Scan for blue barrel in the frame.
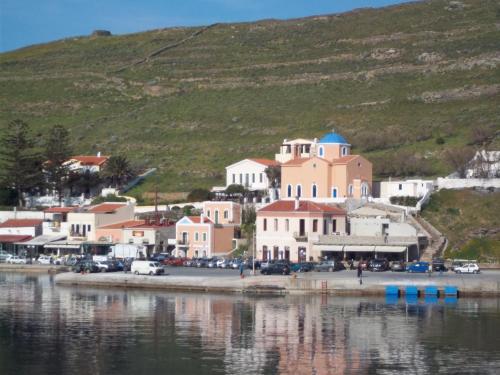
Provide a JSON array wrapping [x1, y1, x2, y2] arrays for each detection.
[[405, 285, 419, 296], [424, 285, 439, 296], [385, 285, 400, 296], [444, 285, 458, 296]]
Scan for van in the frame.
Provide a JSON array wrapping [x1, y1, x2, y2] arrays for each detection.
[[131, 260, 165, 276]]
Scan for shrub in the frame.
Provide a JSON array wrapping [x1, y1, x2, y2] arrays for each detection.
[[91, 194, 127, 204], [390, 196, 420, 206]]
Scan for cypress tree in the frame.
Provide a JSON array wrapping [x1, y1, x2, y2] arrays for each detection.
[[44, 125, 72, 205]]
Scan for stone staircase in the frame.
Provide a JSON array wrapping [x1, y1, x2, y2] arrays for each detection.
[[410, 215, 447, 261]]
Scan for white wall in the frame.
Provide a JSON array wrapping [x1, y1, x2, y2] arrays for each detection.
[[436, 177, 500, 190], [0, 226, 38, 237], [0, 211, 45, 222], [350, 218, 389, 236], [226, 160, 269, 190], [387, 223, 417, 237], [380, 180, 434, 198]]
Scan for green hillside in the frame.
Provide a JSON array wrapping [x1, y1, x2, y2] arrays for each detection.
[[422, 189, 500, 262], [1, 0, 499, 199]]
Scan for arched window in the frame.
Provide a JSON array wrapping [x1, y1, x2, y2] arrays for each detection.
[[206, 210, 211, 218], [296, 185, 302, 198], [361, 183, 369, 197], [223, 210, 229, 219], [312, 184, 317, 198], [215, 210, 219, 224], [332, 187, 338, 198], [287, 184, 292, 198], [318, 146, 324, 157], [342, 147, 348, 156], [348, 184, 353, 197]]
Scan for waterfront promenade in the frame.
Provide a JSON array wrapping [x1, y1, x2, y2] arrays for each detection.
[[53, 268, 500, 296]]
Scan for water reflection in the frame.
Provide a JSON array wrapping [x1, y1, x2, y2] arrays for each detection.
[[0, 273, 499, 375]]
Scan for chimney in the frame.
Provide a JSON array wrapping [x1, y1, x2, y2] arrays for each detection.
[[294, 196, 300, 210]]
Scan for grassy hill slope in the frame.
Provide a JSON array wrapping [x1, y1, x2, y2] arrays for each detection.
[[1, 0, 499, 198], [422, 189, 500, 262]]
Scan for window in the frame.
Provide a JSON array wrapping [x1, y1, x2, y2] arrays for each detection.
[[332, 219, 337, 233], [285, 219, 289, 232], [342, 147, 347, 156], [239, 174, 243, 184], [348, 184, 353, 196], [215, 210, 219, 224], [323, 220, 328, 235], [223, 210, 229, 219], [319, 146, 324, 157], [195, 232, 199, 241], [287, 184, 292, 198], [245, 173, 249, 186], [252, 173, 255, 183], [399, 184, 403, 191], [296, 185, 302, 198], [263, 219, 267, 231], [332, 187, 338, 198], [312, 184, 317, 198], [87, 225, 91, 232], [313, 219, 318, 233], [232, 174, 236, 184], [202, 232, 207, 241], [207, 209, 211, 218], [274, 219, 278, 231], [260, 173, 263, 183]]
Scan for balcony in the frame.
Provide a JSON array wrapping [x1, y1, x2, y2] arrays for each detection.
[[177, 239, 189, 247], [293, 232, 308, 242]]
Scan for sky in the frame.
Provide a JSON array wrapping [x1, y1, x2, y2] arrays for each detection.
[[0, 0, 414, 52]]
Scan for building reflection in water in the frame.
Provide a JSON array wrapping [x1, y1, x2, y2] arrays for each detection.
[[1, 273, 500, 375]]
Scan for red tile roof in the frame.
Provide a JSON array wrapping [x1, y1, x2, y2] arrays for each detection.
[[332, 155, 359, 164], [259, 200, 346, 215], [0, 219, 43, 228], [282, 157, 311, 166], [0, 235, 32, 243], [248, 158, 280, 167], [88, 203, 127, 213], [44, 207, 77, 213], [98, 220, 145, 229], [187, 216, 212, 224], [70, 155, 109, 166]]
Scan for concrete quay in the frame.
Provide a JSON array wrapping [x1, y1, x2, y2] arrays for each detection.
[[0, 263, 69, 274], [54, 269, 500, 297]]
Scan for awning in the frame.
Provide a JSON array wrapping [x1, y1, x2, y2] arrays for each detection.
[[44, 240, 83, 249], [0, 235, 32, 243], [15, 234, 66, 246], [313, 245, 344, 252], [344, 245, 376, 252], [374, 246, 407, 253]]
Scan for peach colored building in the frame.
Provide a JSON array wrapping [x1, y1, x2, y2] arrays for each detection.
[[256, 199, 347, 262], [96, 220, 146, 243], [176, 201, 241, 258], [280, 131, 372, 199]]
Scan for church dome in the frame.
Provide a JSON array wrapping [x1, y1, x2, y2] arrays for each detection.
[[318, 131, 348, 144]]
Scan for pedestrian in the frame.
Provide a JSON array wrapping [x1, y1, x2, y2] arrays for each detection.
[[428, 262, 432, 277], [239, 262, 245, 279], [357, 260, 363, 278]]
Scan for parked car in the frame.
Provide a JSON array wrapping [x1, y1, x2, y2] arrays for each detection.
[[131, 260, 165, 275], [450, 259, 476, 271], [367, 259, 389, 272], [390, 261, 406, 272], [432, 258, 448, 272], [165, 257, 185, 267], [231, 259, 243, 270], [207, 257, 219, 268], [6, 255, 27, 264], [72, 260, 100, 273], [36, 255, 53, 265], [314, 260, 345, 272], [150, 253, 169, 262], [0, 250, 12, 263], [260, 262, 290, 275], [218, 259, 231, 269], [406, 261, 430, 273], [290, 262, 315, 273], [454, 263, 480, 274], [196, 258, 209, 268]]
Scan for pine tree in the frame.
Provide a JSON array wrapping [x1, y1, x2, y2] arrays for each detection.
[[0, 120, 44, 207], [44, 125, 72, 205]]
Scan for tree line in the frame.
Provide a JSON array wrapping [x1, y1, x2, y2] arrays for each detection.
[[0, 120, 135, 207]]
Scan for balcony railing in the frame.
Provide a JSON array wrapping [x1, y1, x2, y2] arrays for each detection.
[[293, 232, 308, 242], [177, 239, 189, 246]]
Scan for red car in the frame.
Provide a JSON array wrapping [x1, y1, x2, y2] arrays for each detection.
[[164, 257, 186, 267]]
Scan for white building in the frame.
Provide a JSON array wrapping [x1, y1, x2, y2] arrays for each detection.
[[225, 158, 279, 190], [64, 154, 109, 173], [379, 179, 434, 199], [349, 217, 417, 237]]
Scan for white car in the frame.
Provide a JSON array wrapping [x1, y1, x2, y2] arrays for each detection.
[[37, 255, 52, 265], [6, 255, 27, 264], [95, 261, 109, 272], [454, 263, 480, 274]]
